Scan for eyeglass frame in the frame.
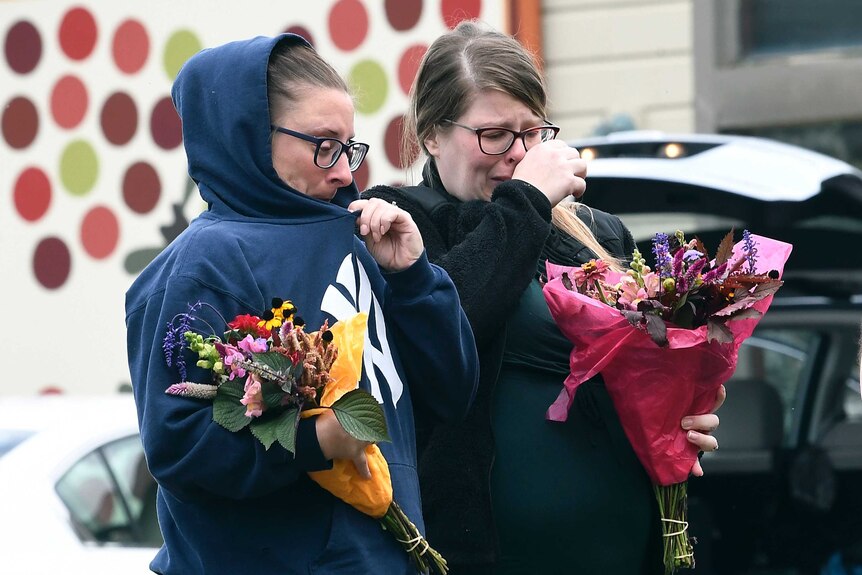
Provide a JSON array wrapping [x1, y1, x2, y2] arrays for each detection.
[[270, 125, 370, 172], [442, 120, 560, 156]]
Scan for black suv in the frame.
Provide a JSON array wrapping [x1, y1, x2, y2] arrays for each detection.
[[569, 131, 862, 574]]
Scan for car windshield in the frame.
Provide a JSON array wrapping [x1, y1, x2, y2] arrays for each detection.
[[0, 429, 35, 459]]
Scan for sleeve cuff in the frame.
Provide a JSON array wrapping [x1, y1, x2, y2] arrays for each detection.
[[495, 179, 552, 221], [382, 250, 436, 298], [290, 416, 333, 472]]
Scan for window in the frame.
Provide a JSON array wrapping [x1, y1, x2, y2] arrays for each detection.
[[732, 328, 819, 441], [693, 2, 862, 164], [55, 435, 161, 546], [740, 0, 862, 57]]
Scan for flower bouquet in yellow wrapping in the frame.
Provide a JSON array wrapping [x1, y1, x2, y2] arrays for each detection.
[[163, 298, 448, 574]]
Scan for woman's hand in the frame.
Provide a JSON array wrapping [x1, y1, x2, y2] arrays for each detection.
[[512, 140, 587, 206], [684, 384, 726, 477], [315, 408, 373, 479], [348, 198, 424, 272]]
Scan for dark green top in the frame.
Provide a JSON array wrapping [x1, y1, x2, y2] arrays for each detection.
[[491, 279, 663, 574]]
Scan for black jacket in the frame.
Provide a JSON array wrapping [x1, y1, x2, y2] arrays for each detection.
[[362, 162, 636, 566]]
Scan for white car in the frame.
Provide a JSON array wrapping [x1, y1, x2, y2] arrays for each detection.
[[0, 394, 159, 575]]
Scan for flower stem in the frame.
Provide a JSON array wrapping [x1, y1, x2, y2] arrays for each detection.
[[654, 481, 695, 574], [380, 501, 448, 574]]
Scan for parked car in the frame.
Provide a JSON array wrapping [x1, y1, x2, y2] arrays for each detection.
[[568, 131, 862, 574], [0, 394, 160, 574]]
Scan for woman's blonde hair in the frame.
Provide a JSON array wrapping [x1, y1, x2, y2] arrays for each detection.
[[404, 20, 622, 270]]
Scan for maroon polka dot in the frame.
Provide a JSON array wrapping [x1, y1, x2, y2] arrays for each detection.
[[284, 25, 314, 46], [81, 205, 119, 259], [329, 0, 368, 51], [14, 167, 51, 222], [441, 0, 482, 28], [59, 7, 97, 61], [385, 0, 423, 31], [150, 96, 182, 149], [384, 115, 407, 169], [398, 44, 427, 95], [101, 92, 138, 145], [5, 20, 42, 74], [123, 161, 161, 214], [2, 96, 39, 149], [353, 157, 370, 191], [112, 19, 149, 74], [51, 75, 88, 129], [33, 237, 71, 289]]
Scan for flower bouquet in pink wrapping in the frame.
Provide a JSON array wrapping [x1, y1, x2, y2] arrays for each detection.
[[542, 230, 792, 574]]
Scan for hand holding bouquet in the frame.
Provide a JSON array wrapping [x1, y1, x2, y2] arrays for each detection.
[[163, 298, 448, 574], [542, 230, 792, 574]]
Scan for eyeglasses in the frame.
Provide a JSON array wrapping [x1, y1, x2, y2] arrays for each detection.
[[271, 125, 370, 172], [443, 120, 560, 155]]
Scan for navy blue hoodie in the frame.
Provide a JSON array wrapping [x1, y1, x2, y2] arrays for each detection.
[[125, 34, 478, 574]]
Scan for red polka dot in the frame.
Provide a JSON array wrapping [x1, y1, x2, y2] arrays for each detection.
[[5, 20, 42, 74], [112, 19, 149, 74], [329, 0, 368, 51], [80, 205, 119, 259], [33, 237, 71, 289], [284, 25, 314, 47], [150, 96, 182, 150], [59, 7, 98, 60], [14, 167, 51, 222], [123, 161, 161, 214], [101, 92, 138, 145], [353, 157, 370, 191], [2, 96, 39, 149], [398, 44, 427, 95], [51, 75, 88, 129], [385, 0, 423, 31], [441, 0, 482, 28], [384, 115, 407, 169]]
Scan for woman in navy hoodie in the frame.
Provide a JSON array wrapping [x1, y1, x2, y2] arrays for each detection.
[[125, 34, 478, 574]]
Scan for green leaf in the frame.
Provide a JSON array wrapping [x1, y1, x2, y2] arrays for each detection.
[[276, 408, 300, 454], [331, 389, 391, 443], [260, 381, 287, 409], [217, 378, 245, 399], [249, 414, 281, 450], [252, 351, 294, 375], [213, 382, 251, 432]]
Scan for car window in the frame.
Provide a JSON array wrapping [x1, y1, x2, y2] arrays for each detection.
[[55, 435, 161, 547], [0, 430, 34, 460], [731, 328, 821, 442]]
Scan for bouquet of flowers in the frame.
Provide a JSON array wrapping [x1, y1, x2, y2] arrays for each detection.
[[163, 298, 448, 574], [542, 230, 793, 574]]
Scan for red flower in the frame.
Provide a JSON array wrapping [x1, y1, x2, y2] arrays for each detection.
[[228, 314, 270, 338]]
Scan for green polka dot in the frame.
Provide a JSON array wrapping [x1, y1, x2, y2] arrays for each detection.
[[60, 140, 98, 196], [348, 59, 388, 115], [163, 30, 202, 80]]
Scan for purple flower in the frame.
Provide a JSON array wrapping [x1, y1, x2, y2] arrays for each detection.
[[238, 334, 268, 354], [743, 229, 758, 274], [162, 302, 202, 381], [652, 233, 673, 278]]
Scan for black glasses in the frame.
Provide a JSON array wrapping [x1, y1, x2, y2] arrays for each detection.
[[444, 120, 560, 155], [271, 125, 370, 172]]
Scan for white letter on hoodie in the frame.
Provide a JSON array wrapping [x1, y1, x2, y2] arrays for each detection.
[[320, 254, 404, 407]]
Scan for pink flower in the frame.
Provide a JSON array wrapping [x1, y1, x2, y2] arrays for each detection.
[[237, 334, 268, 354], [570, 259, 611, 290], [618, 272, 660, 310], [240, 374, 264, 418], [222, 345, 247, 380]]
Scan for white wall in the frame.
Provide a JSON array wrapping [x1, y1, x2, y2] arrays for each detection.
[[542, 0, 695, 138]]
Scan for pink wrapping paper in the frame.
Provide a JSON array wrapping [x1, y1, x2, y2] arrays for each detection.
[[543, 235, 793, 486]]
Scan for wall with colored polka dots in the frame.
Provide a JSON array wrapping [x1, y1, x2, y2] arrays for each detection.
[[1, 0, 505, 395]]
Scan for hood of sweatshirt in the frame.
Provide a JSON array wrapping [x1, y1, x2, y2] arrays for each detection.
[[171, 33, 358, 220]]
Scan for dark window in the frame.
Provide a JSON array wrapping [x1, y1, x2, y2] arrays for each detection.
[[741, 0, 862, 57]]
